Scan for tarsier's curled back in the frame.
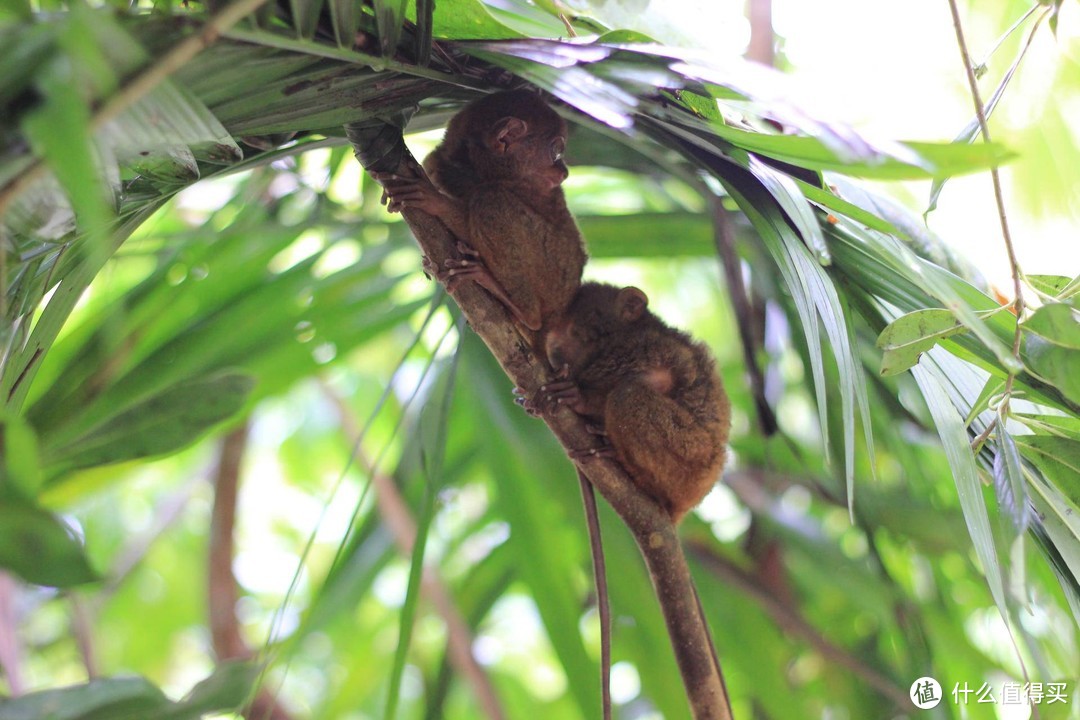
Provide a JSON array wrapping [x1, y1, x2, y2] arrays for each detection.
[[379, 90, 587, 345], [540, 283, 732, 522]]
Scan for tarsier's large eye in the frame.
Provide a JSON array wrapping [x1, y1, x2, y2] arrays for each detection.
[[550, 137, 566, 163]]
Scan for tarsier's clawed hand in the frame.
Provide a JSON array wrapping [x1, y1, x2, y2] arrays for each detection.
[[373, 165, 455, 217], [516, 378, 587, 418]]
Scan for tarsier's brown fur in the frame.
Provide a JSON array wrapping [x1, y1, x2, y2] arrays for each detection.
[[379, 89, 586, 346], [542, 283, 732, 522]]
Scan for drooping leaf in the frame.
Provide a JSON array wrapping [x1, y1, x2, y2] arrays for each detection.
[[43, 372, 255, 477], [992, 423, 1029, 533], [0, 500, 98, 587], [911, 360, 1007, 615]]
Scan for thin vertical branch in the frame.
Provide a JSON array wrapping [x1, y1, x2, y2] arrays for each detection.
[[209, 422, 293, 720], [0, 573, 25, 696], [946, 1, 1026, 374], [712, 196, 777, 435], [746, 0, 775, 66]]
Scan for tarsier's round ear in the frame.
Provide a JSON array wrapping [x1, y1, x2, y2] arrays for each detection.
[[490, 117, 529, 153], [616, 286, 648, 322]]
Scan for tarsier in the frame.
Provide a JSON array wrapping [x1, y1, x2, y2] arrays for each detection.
[[377, 89, 587, 348], [538, 282, 732, 522]]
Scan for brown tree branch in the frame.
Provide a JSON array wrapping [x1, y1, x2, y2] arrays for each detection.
[[208, 422, 293, 720], [684, 539, 910, 708], [0, 572, 25, 696], [319, 380, 507, 720], [346, 121, 732, 720], [711, 195, 777, 436]]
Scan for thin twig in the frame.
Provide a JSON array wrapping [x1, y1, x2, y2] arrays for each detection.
[[69, 595, 99, 679], [0, 573, 25, 696], [946, 0, 1026, 406]]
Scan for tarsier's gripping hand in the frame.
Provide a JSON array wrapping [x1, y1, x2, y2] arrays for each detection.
[[374, 164, 458, 220], [516, 380, 612, 457]]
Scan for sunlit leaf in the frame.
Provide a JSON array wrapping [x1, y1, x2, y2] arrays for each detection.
[[1026, 274, 1076, 303], [1023, 303, 1080, 350], [877, 309, 968, 376], [0, 412, 42, 499]]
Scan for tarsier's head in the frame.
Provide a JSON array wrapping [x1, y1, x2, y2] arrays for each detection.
[[436, 89, 570, 192], [545, 283, 649, 375]]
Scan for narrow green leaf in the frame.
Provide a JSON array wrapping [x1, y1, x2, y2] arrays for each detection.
[[992, 423, 1029, 533], [963, 377, 1004, 428], [327, 0, 362, 47], [693, 118, 1014, 179], [1012, 413, 1080, 441], [0, 500, 98, 588], [1025, 465, 1080, 615], [746, 153, 829, 265], [44, 372, 255, 475], [911, 361, 1007, 615], [373, 0, 408, 56], [1012, 435, 1080, 508], [876, 309, 968, 376]]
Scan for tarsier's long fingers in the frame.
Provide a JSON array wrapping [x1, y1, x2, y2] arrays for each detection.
[[540, 379, 582, 404]]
